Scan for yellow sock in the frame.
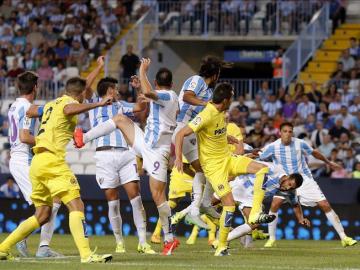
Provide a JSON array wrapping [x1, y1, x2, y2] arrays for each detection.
[[218, 206, 235, 249], [153, 218, 162, 236], [201, 215, 216, 242], [189, 225, 199, 238], [251, 167, 269, 214], [0, 216, 40, 252], [69, 211, 91, 259]]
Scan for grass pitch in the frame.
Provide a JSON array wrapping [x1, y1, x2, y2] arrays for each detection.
[[0, 234, 359, 270]]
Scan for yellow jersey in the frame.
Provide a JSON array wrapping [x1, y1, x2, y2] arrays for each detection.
[[33, 95, 78, 158], [170, 157, 193, 182], [188, 103, 230, 173], [227, 122, 243, 153]]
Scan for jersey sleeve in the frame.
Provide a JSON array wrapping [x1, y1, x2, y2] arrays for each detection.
[[18, 106, 27, 130], [119, 101, 135, 117], [183, 76, 204, 95], [259, 144, 274, 160], [188, 110, 209, 133], [300, 140, 314, 156]]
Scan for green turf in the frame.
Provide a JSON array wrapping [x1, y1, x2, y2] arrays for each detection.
[[0, 234, 359, 270]]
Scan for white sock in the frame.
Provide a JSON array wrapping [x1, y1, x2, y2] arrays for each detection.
[[39, 202, 61, 247], [84, 119, 116, 144], [179, 205, 191, 217], [157, 201, 173, 242], [190, 172, 206, 216], [108, 200, 123, 243], [268, 211, 278, 241], [201, 181, 213, 207], [130, 196, 147, 245], [227, 224, 252, 241], [325, 209, 346, 240]]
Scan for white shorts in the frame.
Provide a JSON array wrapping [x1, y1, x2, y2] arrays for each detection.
[[95, 148, 139, 189], [9, 157, 32, 204], [133, 125, 169, 182], [296, 177, 326, 207], [172, 123, 198, 163], [230, 177, 253, 210]]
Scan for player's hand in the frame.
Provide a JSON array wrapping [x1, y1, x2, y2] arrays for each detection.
[[227, 135, 239, 145], [97, 56, 105, 67], [299, 218, 311, 227], [140, 58, 151, 73], [137, 94, 149, 104], [174, 157, 183, 174], [130, 75, 141, 89], [99, 94, 113, 106], [328, 161, 342, 171]]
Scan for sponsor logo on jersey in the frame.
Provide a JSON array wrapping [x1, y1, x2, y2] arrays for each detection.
[[214, 127, 226, 135]]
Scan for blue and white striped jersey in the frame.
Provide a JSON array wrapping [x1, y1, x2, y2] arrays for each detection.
[[259, 138, 314, 179], [88, 94, 135, 148], [8, 98, 36, 163], [177, 75, 213, 124], [144, 90, 178, 149]]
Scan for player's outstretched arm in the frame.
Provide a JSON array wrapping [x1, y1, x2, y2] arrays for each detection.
[[64, 95, 113, 116], [312, 149, 342, 171], [174, 125, 194, 173], [183, 91, 207, 106], [84, 56, 105, 100], [26, 105, 44, 118], [139, 58, 159, 101], [293, 203, 311, 227]]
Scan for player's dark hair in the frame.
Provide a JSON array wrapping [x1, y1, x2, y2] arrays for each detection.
[[155, 68, 172, 88], [280, 122, 294, 131], [97, 77, 118, 97], [289, 173, 303, 188], [17, 71, 38, 95], [212, 83, 234, 104], [65, 77, 87, 96], [198, 55, 222, 78]]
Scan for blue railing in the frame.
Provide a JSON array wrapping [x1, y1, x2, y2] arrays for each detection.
[[282, 3, 330, 87]]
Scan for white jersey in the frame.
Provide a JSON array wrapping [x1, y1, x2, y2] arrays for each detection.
[[259, 138, 314, 179], [144, 90, 178, 150], [177, 75, 213, 124], [8, 98, 36, 163], [88, 94, 134, 148]]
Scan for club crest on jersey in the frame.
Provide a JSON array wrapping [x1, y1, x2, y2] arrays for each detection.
[[70, 177, 78, 185], [217, 184, 224, 191], [214, 127, 226, 135]]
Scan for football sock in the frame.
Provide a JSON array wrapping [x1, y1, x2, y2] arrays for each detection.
[[84, 119, 116, 144], [108, 200, 123, 244], [251, 167, 269, 215], [227, 224, 252, 241], [130, 196, 147, 245], [201, 181, 214, 207], [218, 206, 235, 249], [201, 214, 217, 242], [0, 216, 40, 252], [190, 172, 206, 216], [157, 201, 173, 242], [39, 202, 61, 247], [325, 209, 346, 240], [189, 225, 199, 240], [69, 211, 91, 259], [153, 200, 177, 237], [268, 211, 278, 241]]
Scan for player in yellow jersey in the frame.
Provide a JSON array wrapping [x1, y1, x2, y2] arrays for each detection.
[[0, 77, 113, 263], [174, 82, 275, 256]]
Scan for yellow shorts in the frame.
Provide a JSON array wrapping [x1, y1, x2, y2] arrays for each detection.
[[168, 176, 193, 199], [29, 151, 81, 207], [205, 155, 253, 198]]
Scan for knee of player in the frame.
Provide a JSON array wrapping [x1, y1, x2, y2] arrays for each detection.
[[255, 163, 269, 174], [318, 200, 332, 212], [112, 114, 127, 125], [35, 207, 52, 225]]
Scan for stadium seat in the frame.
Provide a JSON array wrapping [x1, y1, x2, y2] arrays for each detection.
[[70, 164, 84, 175], [66, 151, 79, 164], [314, 50, 342, 62], [322, 39, 350, 50], [84, 164, 96, 175], [306, 62, 337, 73]]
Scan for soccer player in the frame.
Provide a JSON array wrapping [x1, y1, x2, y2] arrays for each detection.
[[8, 71, 62, 258], [225, 162, 307, 246], [174, 83, 275, 256], [0, 77, 113, 263], [173, 56, 224, 229], [74, 58, 180, 255], [260, 122, 357, 248], [84, 73, 155, 254]]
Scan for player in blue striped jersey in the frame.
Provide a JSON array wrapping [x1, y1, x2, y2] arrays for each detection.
[[74, 58, 180, 255], [260, 122, 356, 248], [84, 68, 155, 254], [172, 56, 224, 229]]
